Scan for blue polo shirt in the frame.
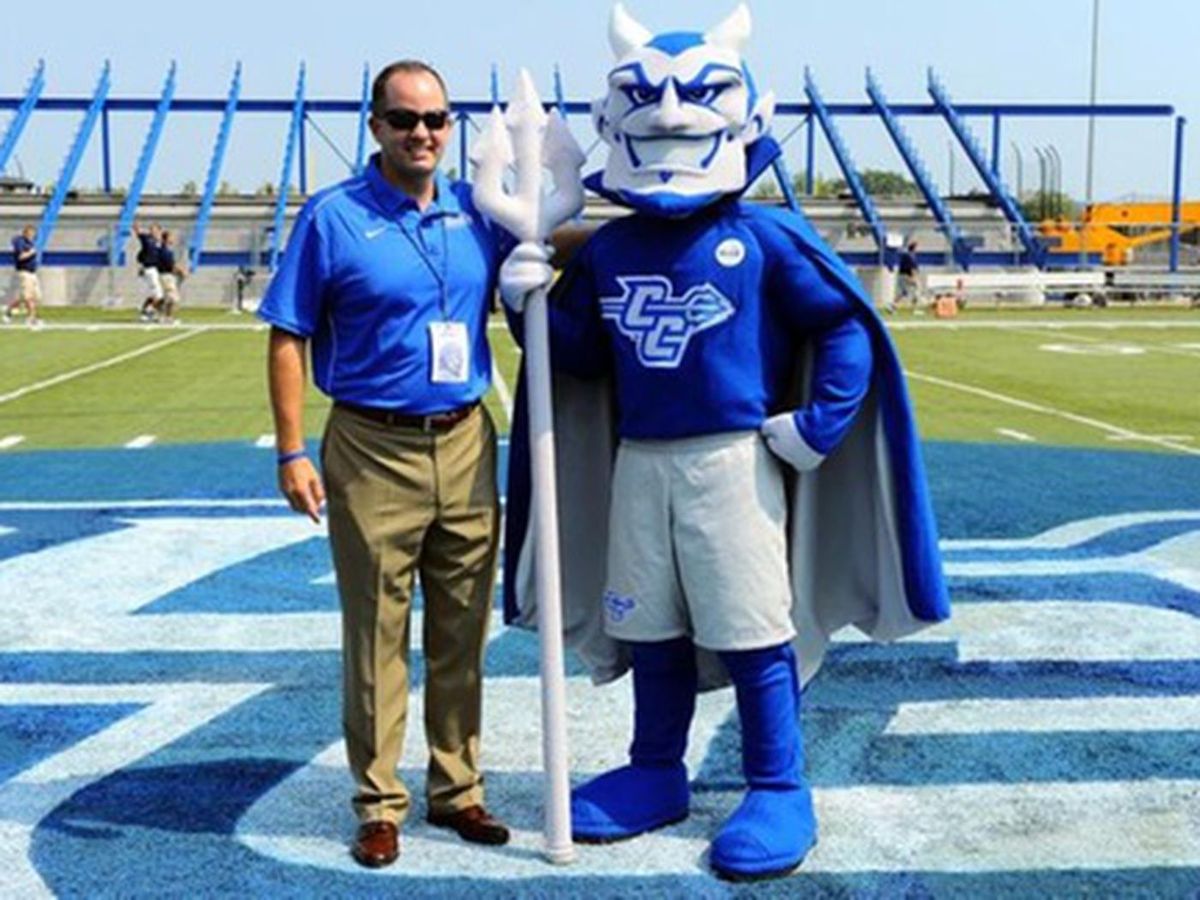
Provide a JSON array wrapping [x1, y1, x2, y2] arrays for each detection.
[[258, 156, 510, 413], [12, 235, 36, 273]]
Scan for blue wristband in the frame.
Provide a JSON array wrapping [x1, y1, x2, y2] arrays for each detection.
[[277, 449, 307, 466]]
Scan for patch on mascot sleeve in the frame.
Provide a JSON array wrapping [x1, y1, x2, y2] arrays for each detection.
[[603, 590, 638, 623]]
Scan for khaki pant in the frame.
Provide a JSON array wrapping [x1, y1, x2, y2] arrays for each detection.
[[15, 271, 40, 303], [322, 403, 499, 825], [161, 272, 180, 305]]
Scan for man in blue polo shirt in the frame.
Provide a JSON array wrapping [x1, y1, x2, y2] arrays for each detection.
[[5, 225, 43, 327], [259, 59, 535, 869]]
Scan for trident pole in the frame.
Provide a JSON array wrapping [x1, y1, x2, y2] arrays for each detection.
[[471, 69, 585, 865]]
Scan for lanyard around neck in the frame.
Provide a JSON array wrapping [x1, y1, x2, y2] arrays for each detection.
[[398, 213, 450, 318]]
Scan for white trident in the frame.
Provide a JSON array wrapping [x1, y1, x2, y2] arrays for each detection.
[[471, 69, 585, 865]]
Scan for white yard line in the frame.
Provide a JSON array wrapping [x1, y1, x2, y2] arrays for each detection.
[[0, 328, 206, 406], [1000, 324, 1200, 360], [0, 435, 26, 450], [124, 435, 157, 449], [491, 361, 514, 421], [907, 368, 1200, 456], [887, 319, 1200, 331], [995, 428, 1036, 443], [1107, 433, 1194, 443]]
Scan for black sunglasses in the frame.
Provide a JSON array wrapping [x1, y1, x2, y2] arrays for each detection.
[[379, 108, 451, 131]]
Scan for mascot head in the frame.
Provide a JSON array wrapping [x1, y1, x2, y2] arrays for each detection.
[[593, 2, 775, 216]]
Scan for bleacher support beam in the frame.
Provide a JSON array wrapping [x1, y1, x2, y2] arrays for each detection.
[[36, 62, 111, 257], [0, 60, 45, 175], [354, 63, 370, 175], [928, 68, 1044, 267], [1170, 116, 1187, 273], [268, 64, 306, 272], [190, 64, 242, 270], [804, 68, 888, 255], [867, 68, 971, 268], [112, 63, 177, 266]]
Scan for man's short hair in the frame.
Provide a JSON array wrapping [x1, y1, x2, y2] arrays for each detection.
[[371, 61, 449, 115]]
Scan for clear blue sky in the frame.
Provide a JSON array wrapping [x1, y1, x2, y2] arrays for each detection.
[[1, 0, 1195, 203]]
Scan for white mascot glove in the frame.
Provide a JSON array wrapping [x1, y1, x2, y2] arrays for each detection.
[[498, 240, 554, 313], [761, 412, 826, 473]]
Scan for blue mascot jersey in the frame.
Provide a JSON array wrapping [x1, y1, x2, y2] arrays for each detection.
[[549, 199, 872, 452]]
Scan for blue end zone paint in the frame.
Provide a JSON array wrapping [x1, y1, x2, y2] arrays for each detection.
[[924, 442, 1200, 537], [948, 517, 1200, 562], [0, 440, 1197, 896], [0, 440, 512, 503], [950, 572, 1200, 615], [0, 704, 142, 782], [143, 536, 336, 615]]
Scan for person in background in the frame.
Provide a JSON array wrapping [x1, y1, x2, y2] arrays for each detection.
[[156, 230, 185, 325], [897, 239, 921, 310], [5, 225, 43, 328], [134, 221, 163, 321]]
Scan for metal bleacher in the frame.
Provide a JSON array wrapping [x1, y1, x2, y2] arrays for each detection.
[[0, 60, 1187, 306]]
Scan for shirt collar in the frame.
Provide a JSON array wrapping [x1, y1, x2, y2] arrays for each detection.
[[365, 153, 461, 218]]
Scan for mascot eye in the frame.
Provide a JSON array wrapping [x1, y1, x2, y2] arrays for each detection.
[[622, 85, 661, 106], [680, 84, 725, 106]]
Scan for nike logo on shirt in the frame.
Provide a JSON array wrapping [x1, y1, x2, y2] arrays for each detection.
[[364, 225, 390, 240]]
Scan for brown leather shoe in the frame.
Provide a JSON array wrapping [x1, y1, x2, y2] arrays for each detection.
[[426, 805, 510, 845], [351, 820, 399, 868]]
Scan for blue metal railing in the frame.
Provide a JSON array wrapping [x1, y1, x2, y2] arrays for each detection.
[[36, 62, 111, 258], [0, 64, 1183, 273], [0, 59, 45, 175], [111, 63, 177, 266], [189, 64, 242, 270], [867, 68, 971, 268], [805, 68, 888, 253], [269, 65, 306, 272], [928, 68, 1043, 266]]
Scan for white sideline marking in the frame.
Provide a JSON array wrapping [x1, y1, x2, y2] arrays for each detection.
[[124, 434, 157, 449], [0, 327, 205, 406], [0, 499, 286, 511], [907, 368, 1200, 456], [886, 696, 1200, 735], [0, 435, 25, 450], [255, 434, 276, 449], [0, 682, 269, 899], [22, 322, 265, 332], [995, 428, 1036, 443], [490, 361, 513, 420]]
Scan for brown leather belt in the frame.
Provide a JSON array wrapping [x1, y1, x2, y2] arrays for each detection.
[[335, 400, 478, 432]]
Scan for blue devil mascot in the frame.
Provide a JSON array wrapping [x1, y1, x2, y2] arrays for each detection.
[[500, 2, 949, 880]]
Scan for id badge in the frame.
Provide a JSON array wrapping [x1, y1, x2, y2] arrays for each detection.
[[429, 321, 470, 384]]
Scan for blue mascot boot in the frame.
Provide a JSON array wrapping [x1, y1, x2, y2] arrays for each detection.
[[709, 642, 817, 880], [571, 637, 697, 842]]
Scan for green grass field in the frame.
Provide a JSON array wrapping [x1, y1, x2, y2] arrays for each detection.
[[0, 306, 1197, 455]]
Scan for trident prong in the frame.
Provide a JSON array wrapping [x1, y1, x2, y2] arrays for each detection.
[[472, 68, 584, 242]]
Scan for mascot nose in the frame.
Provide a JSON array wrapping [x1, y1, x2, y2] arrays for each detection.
[[649, 80, 689, 132]]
